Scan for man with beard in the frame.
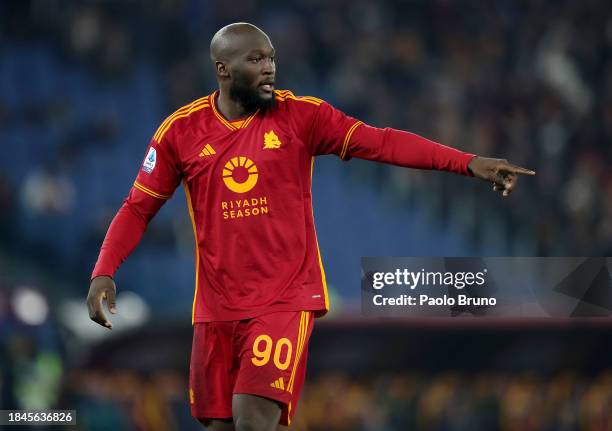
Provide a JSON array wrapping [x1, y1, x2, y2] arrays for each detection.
[[87, 23, 535, 430]]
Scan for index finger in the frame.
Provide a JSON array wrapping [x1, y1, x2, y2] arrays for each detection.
[[506, 164, 536, 176]]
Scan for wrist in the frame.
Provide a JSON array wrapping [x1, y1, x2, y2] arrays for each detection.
[[467, 155, 479, 176], [90, 274, 113, 282]]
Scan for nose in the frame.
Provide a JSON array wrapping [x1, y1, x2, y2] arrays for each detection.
[[262, 58, 275, 75]]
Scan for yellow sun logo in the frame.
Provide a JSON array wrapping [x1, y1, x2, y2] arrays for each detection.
[[222, 156, 258, 193]]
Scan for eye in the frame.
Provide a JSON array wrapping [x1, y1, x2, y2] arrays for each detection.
[[250, 57, 262, 64]]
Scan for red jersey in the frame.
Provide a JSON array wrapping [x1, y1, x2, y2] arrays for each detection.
[[93, 89, 476, 323], [135, 90, 348, 322]]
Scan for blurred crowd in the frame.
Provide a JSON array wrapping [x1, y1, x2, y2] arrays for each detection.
[[2, 268, 611, 431], [3, 314, 612, 431], [1, 2, 611, 429], [303, 371, 612, 431], [1, 0, 610, 286], [57, 369, 612, 431]]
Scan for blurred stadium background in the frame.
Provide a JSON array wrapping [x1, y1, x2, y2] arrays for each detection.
[[1, 0, 611, 429]]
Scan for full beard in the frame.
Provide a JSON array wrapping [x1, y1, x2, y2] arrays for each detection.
[[229, 77, 275, 113]]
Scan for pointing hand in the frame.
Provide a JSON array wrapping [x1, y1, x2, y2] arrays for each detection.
[[468, 157, 536, 197]]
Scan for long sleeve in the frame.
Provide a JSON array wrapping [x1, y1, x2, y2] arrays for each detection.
[[307, 101, 476, 176], [91, 123, 181, 279], [347, 123, 476, 176], [91, 188, 165, 279]]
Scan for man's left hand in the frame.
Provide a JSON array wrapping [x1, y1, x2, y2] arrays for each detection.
[[468, 157, 536, 197]]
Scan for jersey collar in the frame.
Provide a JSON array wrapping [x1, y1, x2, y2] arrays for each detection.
[[211, 90, 259, 131]]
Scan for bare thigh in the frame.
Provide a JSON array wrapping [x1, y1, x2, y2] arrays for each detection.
[[197, 396, 288, 431], [232, 393, 282, 431], [198, 418, 235, 431]]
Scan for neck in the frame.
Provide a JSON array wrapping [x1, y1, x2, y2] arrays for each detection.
[[216, 87, 253, 121]]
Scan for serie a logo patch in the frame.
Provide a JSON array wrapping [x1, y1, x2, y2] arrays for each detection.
[[142, 147, 157, 173]]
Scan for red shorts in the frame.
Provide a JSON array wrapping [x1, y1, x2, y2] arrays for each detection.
[[189, 310, 314, 426]]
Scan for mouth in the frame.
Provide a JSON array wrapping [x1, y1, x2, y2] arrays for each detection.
[[259, 80, 275, 93]]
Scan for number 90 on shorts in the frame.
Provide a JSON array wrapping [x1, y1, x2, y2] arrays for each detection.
[[251, 335, 293, 370]]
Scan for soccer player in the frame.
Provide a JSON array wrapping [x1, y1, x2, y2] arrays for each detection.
[[87, 23, 535, 431]]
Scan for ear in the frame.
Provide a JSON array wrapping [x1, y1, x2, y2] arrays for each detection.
[[216, 61, 229, 78]]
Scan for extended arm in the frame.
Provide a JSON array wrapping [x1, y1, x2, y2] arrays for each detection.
[[348, 124, 535, 196], [348, 123, 476, 175], [309, 100, 535, 196]]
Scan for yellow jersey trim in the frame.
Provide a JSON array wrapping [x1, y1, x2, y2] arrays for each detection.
[[184, 183, 200, 325], [211, 94, 236, 131], [210, 90, 260, 131], [340, 121, 363, 159], [153, 96, 210, 143], [288, 311, 309, 393], [309, 158, 330, 312], [153, 95, 208, 141], [274, 90, 323, 106], [275, 89, 323, 103], [133, 181, 171, 200], [240, 109, 259, 129], [287, 312, 304, 393]]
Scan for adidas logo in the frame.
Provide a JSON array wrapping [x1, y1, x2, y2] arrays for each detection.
[[199, 144, 216, 157], [270, 377, 285, 390]]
